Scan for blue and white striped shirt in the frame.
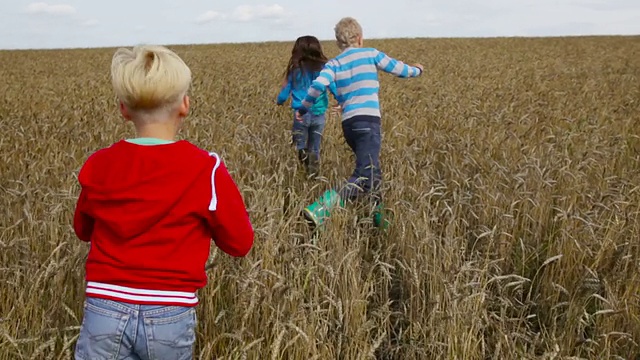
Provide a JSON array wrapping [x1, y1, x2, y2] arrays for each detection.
[[300, 47, 422, 121]]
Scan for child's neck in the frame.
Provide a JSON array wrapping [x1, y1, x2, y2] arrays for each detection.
[[133, 121, 179, 141]]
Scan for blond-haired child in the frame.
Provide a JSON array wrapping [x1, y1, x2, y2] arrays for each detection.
[[73, 45, 254, 359], [296, 17, 424, 229]]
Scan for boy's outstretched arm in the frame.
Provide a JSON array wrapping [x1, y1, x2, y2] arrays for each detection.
[[297, 63, 337, 116], [73, 189, 94, 242], [206, 157, 254, 257], [276, 76, 292, 105], [374, 50, 423, 78]]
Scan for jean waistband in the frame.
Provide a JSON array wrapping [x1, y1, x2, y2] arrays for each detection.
[[342, 115, 381, 127]]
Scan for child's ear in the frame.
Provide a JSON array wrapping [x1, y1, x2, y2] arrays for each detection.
[[178, 95, 190, 118], [119, 101, 132, 121]]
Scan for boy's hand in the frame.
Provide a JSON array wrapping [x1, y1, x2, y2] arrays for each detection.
[[413, 63, 424, 74], [295, 110, 304, 122]]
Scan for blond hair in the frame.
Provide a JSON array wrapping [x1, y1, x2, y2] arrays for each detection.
[[111, 45, 191, 120], [334, 17, 363, 50]]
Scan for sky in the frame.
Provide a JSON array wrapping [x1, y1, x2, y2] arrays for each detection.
[[1, 0, 639, 50]]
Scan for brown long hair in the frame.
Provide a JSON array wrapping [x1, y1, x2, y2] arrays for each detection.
[[283, 35, 328, 87]]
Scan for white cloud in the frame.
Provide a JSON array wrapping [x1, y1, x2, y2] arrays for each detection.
[[231, 4, 289, 22], [196, 4, 292, 25], [81, 19, 99, 27], [26, 2, 76, 15], [195, 11, 226, 24]]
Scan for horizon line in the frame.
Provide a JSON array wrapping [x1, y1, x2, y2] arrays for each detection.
[[0, 33, 638, 52]]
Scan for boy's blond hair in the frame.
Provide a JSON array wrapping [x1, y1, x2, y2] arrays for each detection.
[[334, 17, 363, 50], [111, 45, 191, 120]]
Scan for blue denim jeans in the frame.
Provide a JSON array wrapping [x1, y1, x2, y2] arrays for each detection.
[[338, 115, 383, 203], [75, 297, 196, 360], [292, 111, 326, 159]]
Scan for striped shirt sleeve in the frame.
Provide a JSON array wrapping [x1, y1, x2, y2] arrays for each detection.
[[300, 61, 337, 113], [373, 49, 421, 78]]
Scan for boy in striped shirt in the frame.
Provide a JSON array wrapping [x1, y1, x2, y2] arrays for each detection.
[[296, 17, 423, 229]]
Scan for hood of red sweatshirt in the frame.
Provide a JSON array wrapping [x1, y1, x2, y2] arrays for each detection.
[[78, 140, 214, 240]]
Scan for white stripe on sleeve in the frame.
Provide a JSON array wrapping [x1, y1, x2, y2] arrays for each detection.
[[208, 152, 221, 211]]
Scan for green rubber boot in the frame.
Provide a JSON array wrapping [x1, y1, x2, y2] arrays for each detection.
[[372, 203, 394, 231], [303, 189, 343, 228]]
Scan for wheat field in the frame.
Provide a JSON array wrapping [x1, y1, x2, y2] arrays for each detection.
[[1, 36, 639, 359]]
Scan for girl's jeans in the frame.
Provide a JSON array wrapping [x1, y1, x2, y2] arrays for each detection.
[[292, 111, 326, 159], [75, 297, 196, 360]]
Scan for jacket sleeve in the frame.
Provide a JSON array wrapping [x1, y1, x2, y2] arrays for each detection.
[[205, 154, 254, 257], [73, 188, 94, 242], [276, 76, 292, 105], [328, 81, 338, 100]]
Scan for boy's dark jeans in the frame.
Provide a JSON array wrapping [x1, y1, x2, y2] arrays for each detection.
[[338, 115, 383, 205]]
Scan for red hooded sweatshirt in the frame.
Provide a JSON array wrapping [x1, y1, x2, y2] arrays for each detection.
[[73, 139, 254, 306]]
